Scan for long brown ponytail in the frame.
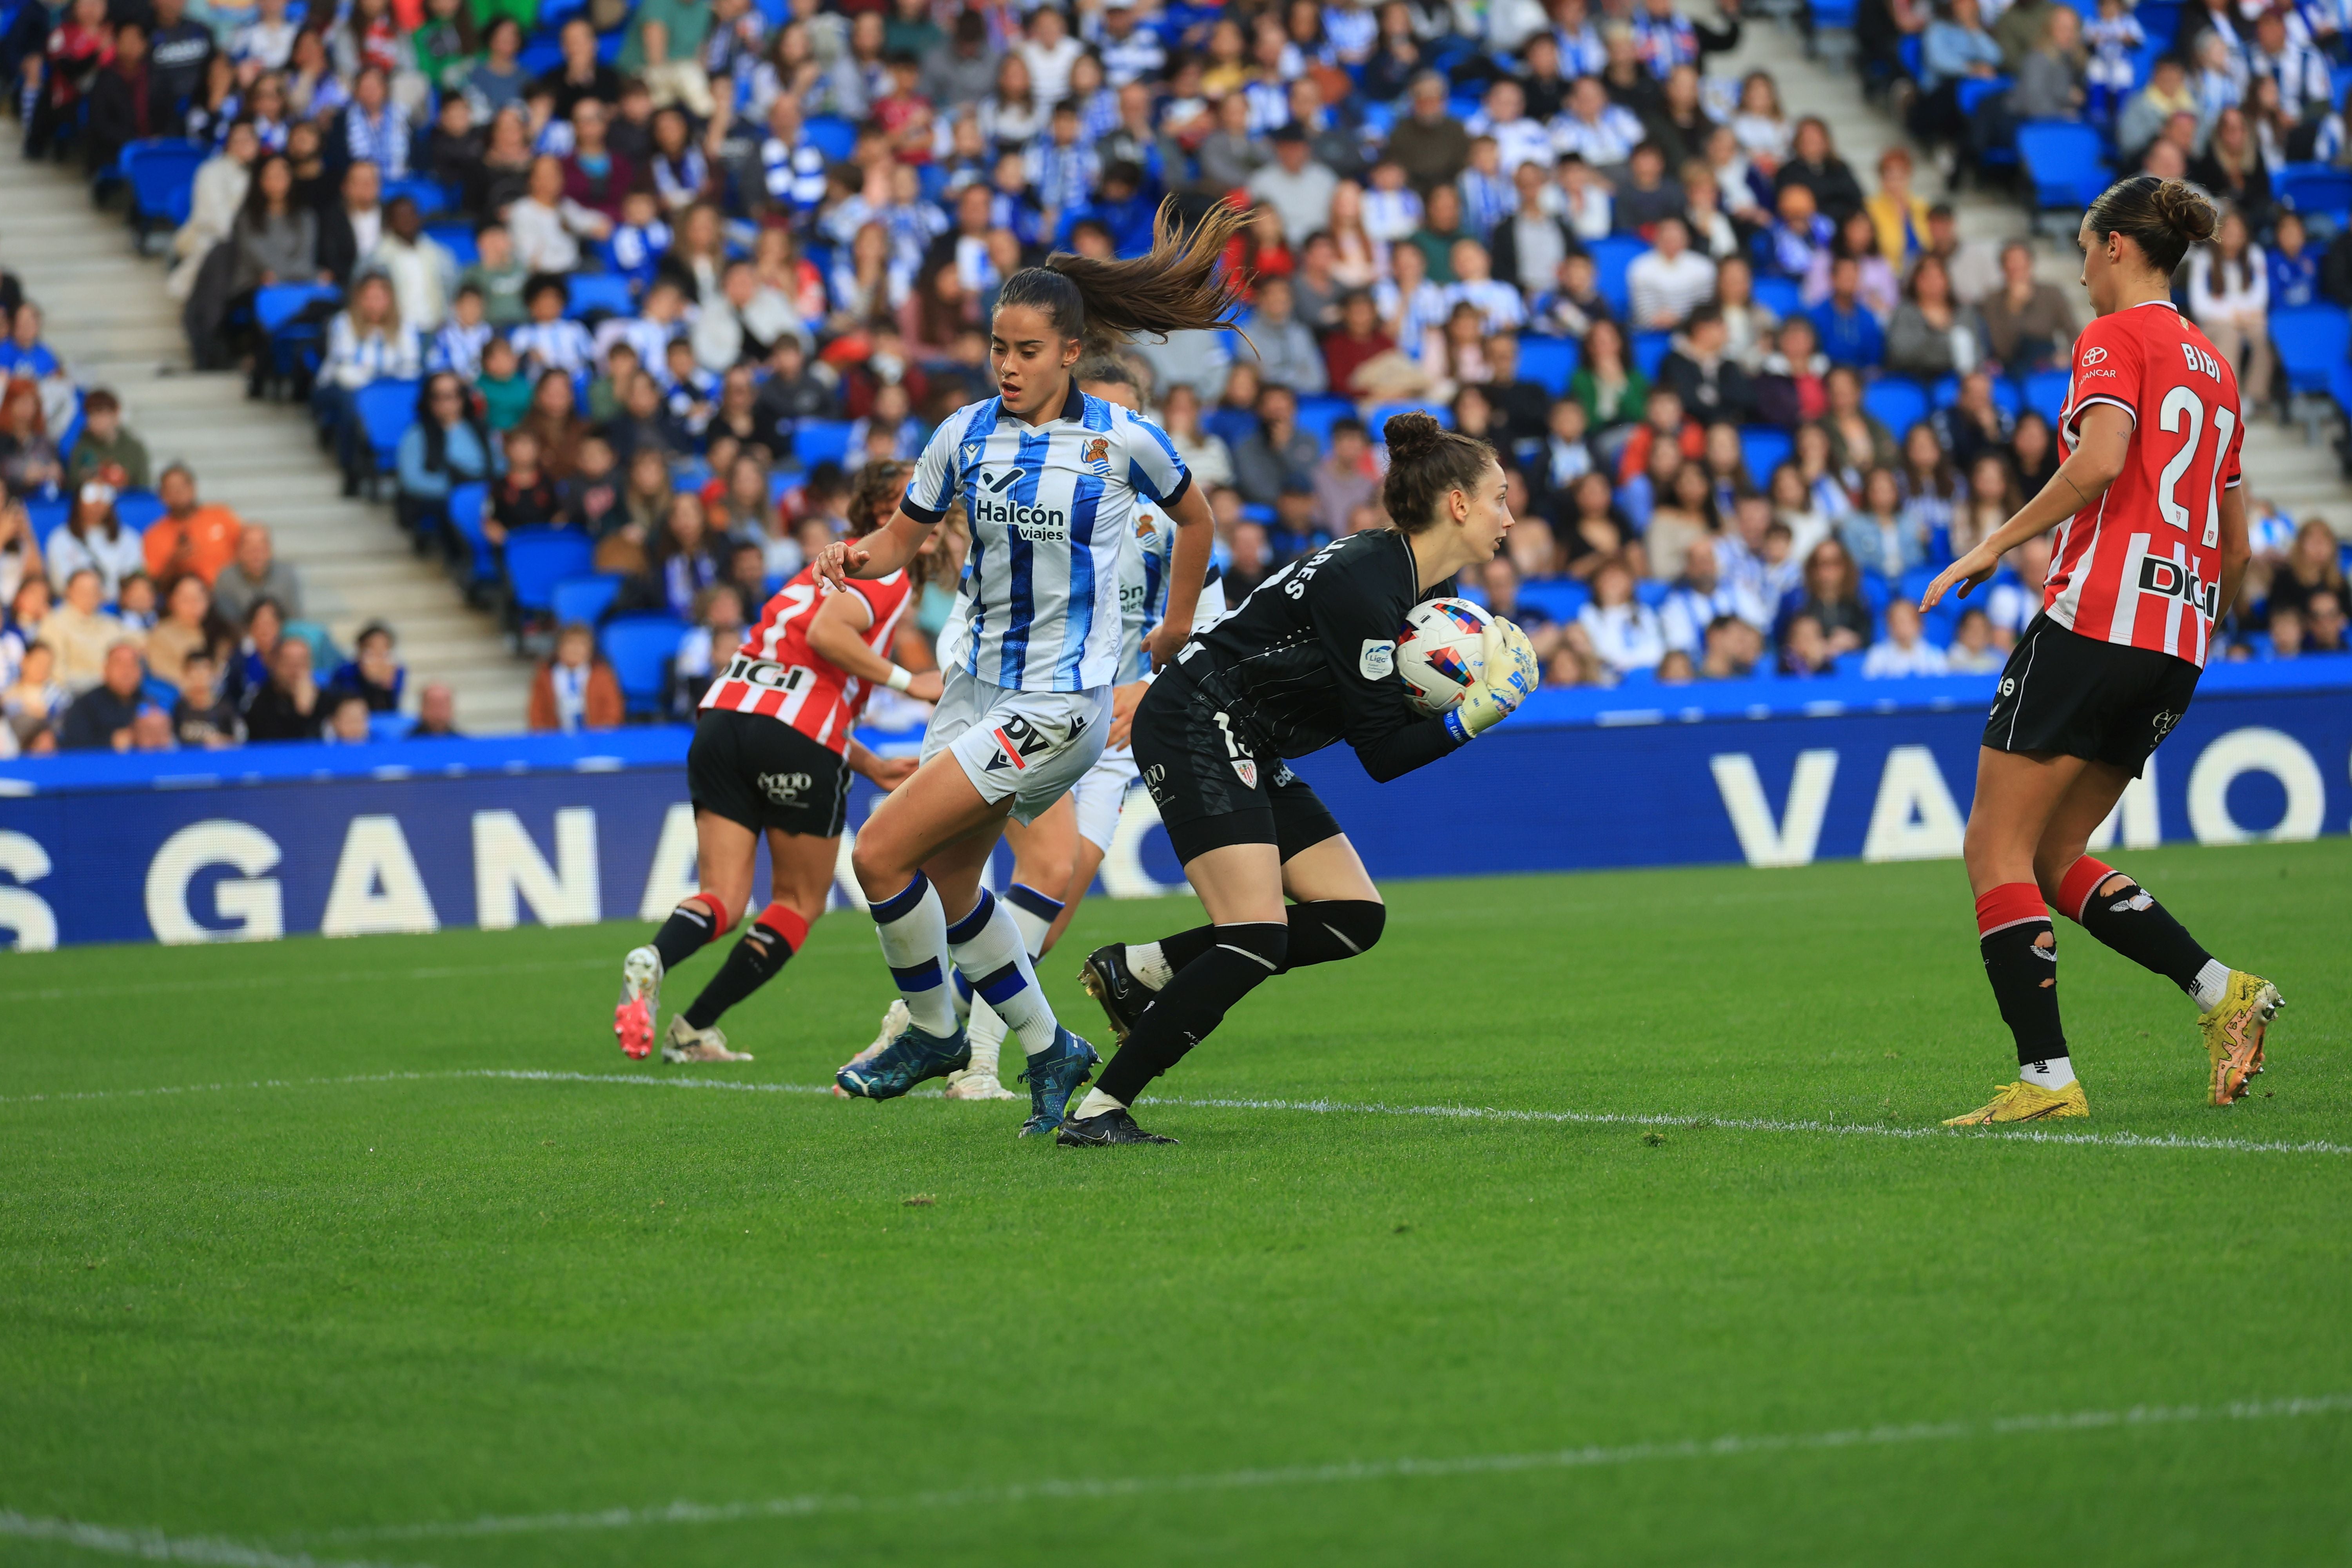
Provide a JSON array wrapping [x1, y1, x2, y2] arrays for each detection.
[[995, 198, 1255, 359]]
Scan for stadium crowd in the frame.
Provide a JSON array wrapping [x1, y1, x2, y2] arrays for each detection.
[[5, 0, 2352, 750]]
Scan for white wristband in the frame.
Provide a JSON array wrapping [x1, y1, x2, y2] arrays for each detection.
[[884, 665, 913, 693]]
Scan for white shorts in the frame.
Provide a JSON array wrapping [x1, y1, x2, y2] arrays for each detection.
[[922, 666, 1112, 826], [1072, 743, 1140, 853]]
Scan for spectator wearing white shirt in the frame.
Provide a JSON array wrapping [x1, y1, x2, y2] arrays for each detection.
[[1246, 125, 1341, 253], [2187, 210, 2272, 411], [1553, 152, 1614, 240], [367, 197, 459, 333], [1018, 6, 1086, 104], [1578, 555, 1667, 673], [1861, 599, 1949, 677], [509, 276, 597, 376], [1445, 238, 1528, 332], [1466, 79, 1557, 174], [1983, 535, 2053, 649], [1659, 536, 1770, 655], [1945, 606, 2005, 673], [1490, 160, 1581, 297], [508, 154, 608, 274], [1625, 216, 1718, 329], [343, 68, 412, 180], [2242, 9, 2332, 120], [232, 0, 298, 69], [316, 272, 424, 481], [1550, 76, 1645, 172], [1240, 276, 1329, 396]]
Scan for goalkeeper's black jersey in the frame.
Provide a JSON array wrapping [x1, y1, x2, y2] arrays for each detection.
[[1174, 529, 1464, 783]]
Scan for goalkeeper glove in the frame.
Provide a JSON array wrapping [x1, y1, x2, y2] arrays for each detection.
[[1443, 618, 1539, 742]]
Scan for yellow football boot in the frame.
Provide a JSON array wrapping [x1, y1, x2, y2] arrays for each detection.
[[1943, 1079, 2090, 1126], [2199, 971, 2283, 1106]]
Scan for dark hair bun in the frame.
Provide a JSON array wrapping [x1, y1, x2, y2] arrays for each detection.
[[1383, 410, 1446, 465], [2151, 180, 2218, 245]]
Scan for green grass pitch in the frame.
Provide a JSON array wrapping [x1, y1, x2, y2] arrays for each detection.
[[3, 841, 2348, 1566]]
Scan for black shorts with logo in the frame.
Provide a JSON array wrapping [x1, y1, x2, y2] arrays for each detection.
[[1982, 613, 2202, 777], [687, 707, 850, 837], [1130, 664, 1344, 865]]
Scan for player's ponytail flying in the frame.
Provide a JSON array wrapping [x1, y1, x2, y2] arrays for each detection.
[[996, 199, 1255, 359]]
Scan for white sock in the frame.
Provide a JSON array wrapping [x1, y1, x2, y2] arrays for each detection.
[[1129, 940, 1174, 990], [1004, 882, 1063, 960], [947, 891, 1062, 1056], [2020, 1056, 2076, 1090], [2191, 960, 2232, 1012], [869, 876, 958, 1036], [963, 997, 1007, 1075], [1073, 1087, 1125, 1119]]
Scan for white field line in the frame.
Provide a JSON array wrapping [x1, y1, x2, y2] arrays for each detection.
[[311, 1393, 2352, 1544], [0, 958, 612, 1006], [1, 1066, 2347, 1158], [0, 1511, 418, 1568]]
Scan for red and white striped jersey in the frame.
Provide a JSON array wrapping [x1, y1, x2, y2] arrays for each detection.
[[2045, 298, 2243, 667], [699, 567, 915, 752]]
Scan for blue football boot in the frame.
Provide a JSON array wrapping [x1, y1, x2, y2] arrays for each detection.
[[835, 1021, 970, 1100], [1017, 1027, 1101, 1137]]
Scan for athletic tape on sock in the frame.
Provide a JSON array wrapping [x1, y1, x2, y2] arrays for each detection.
[[687, 891, 734, 940], [755, 903, 809, 952], [2056, 857, 2119, 924]]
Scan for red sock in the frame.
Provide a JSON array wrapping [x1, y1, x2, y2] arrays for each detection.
[[755, 903, 810, 952], [2054, 856, 2118, 925]]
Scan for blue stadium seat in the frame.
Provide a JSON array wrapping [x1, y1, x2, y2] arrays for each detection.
[[255, 281, 339, 334], [123, 139, 207, 232], [425, 222, 479, 265], [446, 481, 495, 588], [1955, 78, 2018, 167], [1897, 33, 1921, 78], [1929, 374, 2020, 415], [2016, 120, 2109, 211], [1204, 405, 1258, 449], [381, 177, 448, 216], [516, 37, 563, 74], [2278, 165, 2352, 229], [792, 418, 855, 467], [142, 676, 178, 710], [563, 273, 636, 318], [504, 530, 595, 615], [1517, 335, 1579, 395], [1588, 237, 1646, 314], [1369, 401, 1454, 432], [602, 614, 688, 713], [804, 115, 858, 162], [2272, 303, 2350, 397], [1739, 426, 1793, 488], [367, 711, 411, 743], [28, 497, 70, 553], [352, 379, 422, 475], [1295, 395, 1354, 444], [2022, 369, 2071, 425], [1861, 377, 1928, 435], [1751, 276, 1803, 319], [113, 488, 164, 533], [550, 572, 624, 626], [1631, 330, 1673, 377], [1634, 578, 1670, 608], [1516, 579, 1590, 620]]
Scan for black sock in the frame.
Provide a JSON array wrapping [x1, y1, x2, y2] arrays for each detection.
[[652, 895, 725, 973], [1982, 919, 2065, 1067], [683, 919, 797, 1030], [2071, 877, 2214, 999], [1097, 922, 1287, 1105], [1148, 900, 1383, 978]]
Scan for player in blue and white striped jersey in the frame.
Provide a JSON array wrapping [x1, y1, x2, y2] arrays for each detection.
[[815, 200, 1251, 1136]]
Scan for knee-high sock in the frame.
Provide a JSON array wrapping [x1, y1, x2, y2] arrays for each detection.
[[1004, 882, 1064, 958], [870, 874, 957, 1035], [1094, 921, 1289, 1107], [946, 890, 1060, 1055], [683, 904, 808, 1030], [1138, 900, 1383, 980], [2055, 857, 2229, 1009], [1978, 884, 2065, 1069], [651, 891, 732, 972]]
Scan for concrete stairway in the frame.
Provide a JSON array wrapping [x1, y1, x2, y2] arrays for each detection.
[[0, 139, 534, 732], [1719, 14, 2352, 538]]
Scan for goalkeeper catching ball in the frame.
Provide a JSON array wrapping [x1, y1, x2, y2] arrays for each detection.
[[1062, 410, 1538, 1145]]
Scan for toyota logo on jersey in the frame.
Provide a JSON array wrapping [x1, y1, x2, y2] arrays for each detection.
[[2080, 346, 2108, 365]]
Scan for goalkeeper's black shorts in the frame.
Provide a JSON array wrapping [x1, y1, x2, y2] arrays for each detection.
[[1129, 664, 1342, 867]]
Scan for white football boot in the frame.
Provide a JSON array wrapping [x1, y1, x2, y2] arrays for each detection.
[[662, 1014, 753, 1063], [615, 946, 662, 1059], [944, 998, 1020, 1100]]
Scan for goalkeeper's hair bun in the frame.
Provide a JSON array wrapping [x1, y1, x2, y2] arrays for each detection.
[[1381, 412, 1497, 535]]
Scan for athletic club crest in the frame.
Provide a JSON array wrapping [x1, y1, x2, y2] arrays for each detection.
[[1232, 758, 1258, 788]]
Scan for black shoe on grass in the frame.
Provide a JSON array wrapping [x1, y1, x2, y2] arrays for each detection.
[[1056, 1107, 1178, 1146], [1078, 944, 1153, 1043]]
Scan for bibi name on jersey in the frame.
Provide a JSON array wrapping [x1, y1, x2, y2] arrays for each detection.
[[902, 383, 1191, 695]]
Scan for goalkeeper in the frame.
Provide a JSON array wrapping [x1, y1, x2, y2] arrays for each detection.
[[1062, 411, 1539, 1146]]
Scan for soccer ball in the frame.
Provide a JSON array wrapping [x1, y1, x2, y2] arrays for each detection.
[[1395, 598, 1493, 715]]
